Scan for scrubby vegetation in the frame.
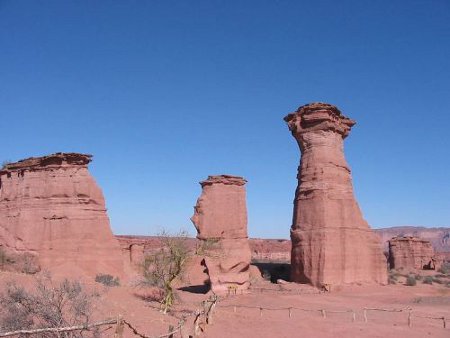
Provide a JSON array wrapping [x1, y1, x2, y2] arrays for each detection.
[[0, 248, 12, 269], [0, 273, 99, 337], [0, 160, 11, 169], [422, 276, 433, 285], [95, 273, 120, 287], [438, 262, 450, 275], [406, 275, 417, 286], [141, 230, 190, 313]]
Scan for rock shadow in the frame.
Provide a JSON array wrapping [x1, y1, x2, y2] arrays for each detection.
[[252, 261, 291, 283], [178, 284, 210, 294]]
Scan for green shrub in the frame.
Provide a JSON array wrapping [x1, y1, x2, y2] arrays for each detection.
[[406, 275, 417, 286], [141, 230, 190, 314], [95, 273, 120, 287], [422, 276, 433, 285], [414, 274, 422, 280]]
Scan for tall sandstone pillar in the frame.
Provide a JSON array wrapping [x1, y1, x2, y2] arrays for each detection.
[[191, 175, 251, 294], [284, 103, 387, 287], [0, 153, 124, 278]]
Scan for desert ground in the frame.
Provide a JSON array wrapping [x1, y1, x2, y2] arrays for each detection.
[[1, 266, 449, 338]]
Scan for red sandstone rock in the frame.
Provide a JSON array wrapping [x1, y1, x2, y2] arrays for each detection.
[[191, 175, 251, 294], [0, 153, 124, 278], [250, 239, 291, 262], [284, 103, 387, 287], [388, 236, 441, 270]]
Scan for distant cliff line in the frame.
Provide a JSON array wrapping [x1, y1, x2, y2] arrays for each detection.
[[116, 226, 450, 264]]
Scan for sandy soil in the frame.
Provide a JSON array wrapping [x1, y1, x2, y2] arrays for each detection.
[[0, 272, 449, 338]]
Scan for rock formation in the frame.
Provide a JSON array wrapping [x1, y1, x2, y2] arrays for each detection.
[[191, 175, 251, 294], [284, 102, 387, 287], [376, 226, 450, 257], [0, 153, 124, 278], [388, 236, 442, 270]]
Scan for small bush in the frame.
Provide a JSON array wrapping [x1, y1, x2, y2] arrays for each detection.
[[423, 276, 433, 285], [406, 275, 417, 286], [95, 273, 120, 287], [432, 277, 444, 284], [20, 253, 40, 274], [1, 160, 11, 169], [438, 262, 450, 275], [0, 273, 99, 337], [141, 230, 190, 313], [414, 274, 422, 280], [0, 248, 12, 269], [388, 277, 397, 285]]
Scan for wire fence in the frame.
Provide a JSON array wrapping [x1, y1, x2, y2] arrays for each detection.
[[218, 303, 448, 329]]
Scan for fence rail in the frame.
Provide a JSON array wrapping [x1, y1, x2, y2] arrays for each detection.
[[220, 303, 448, 329]]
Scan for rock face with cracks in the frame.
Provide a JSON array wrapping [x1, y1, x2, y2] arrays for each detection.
[[191, 175, 251, 294], [388, 236, 441, 270], [0, 153, 124, 278], [284, 103, 387, 287]]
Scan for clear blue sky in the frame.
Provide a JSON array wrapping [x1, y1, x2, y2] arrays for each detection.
[[1, 1, 449, 238]]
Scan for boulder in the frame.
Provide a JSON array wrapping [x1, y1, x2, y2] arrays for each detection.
[[0, 153, 124, 278], [284, 103, 387, 287], [191, 175, 251, 294]]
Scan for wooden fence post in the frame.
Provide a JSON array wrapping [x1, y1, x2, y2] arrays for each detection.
[[363, 309, 368, 323], [321, 310, 326, 319], [168, 325, 174, 338], [207, 300, 216, 325], [259, 308, 263, 317], [194, 311, 201, 337], [408, 310, 412, 328], [288, 308, 292, 318], [352, 311, 356, 322], [442, 317, 446, 329], [114, 315, 124, 338]]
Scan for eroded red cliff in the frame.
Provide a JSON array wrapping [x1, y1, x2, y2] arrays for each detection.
[[0, 153, 124, 278]]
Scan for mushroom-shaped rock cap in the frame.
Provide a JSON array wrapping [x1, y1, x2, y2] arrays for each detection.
[[200, 175, 247, 187], [284, 102, 356, 138], [1, 152, 93, 172]]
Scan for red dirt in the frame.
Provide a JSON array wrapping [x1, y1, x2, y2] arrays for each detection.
[[1, 271, 449, 337]]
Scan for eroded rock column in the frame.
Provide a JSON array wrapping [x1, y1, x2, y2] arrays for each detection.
[[0, 153, 124, 278], [284, 103, 387, 287], [191, 175, 251, 294]]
